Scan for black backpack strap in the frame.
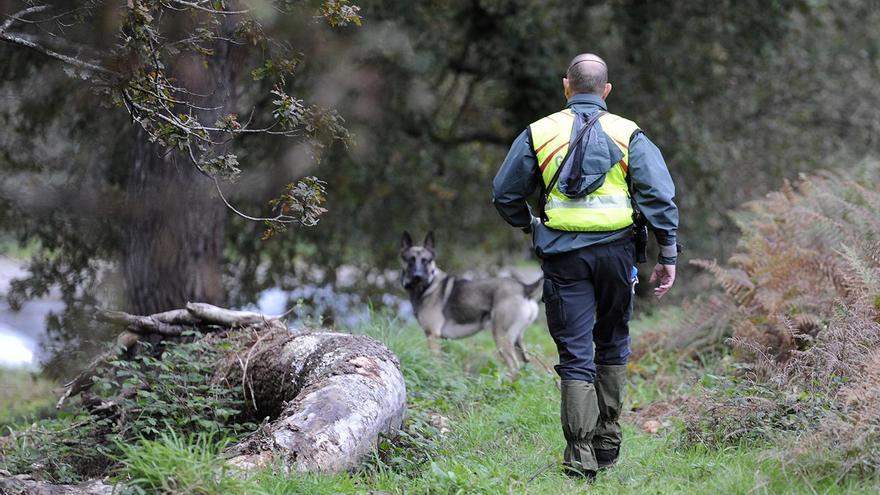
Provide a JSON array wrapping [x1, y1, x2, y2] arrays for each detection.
[[538, 110, 605, 222]]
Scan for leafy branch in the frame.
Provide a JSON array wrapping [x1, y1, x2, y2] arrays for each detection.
[[0, 0, 360, 233]]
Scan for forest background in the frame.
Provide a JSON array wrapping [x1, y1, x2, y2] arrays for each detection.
[[1, 0, 879, 492]]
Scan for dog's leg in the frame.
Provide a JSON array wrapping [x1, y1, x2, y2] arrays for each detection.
[[425, 324, 443, 353], [491, 305, 522, 373], [514, 301, 540, 364], [515, 339, 529, 364], [427, 333, 441, 353]]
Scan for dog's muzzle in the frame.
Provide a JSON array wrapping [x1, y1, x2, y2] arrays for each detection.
[[401, 271, 431, 291]]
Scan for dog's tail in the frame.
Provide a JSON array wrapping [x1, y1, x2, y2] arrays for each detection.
[[521, 276, 543, 300]]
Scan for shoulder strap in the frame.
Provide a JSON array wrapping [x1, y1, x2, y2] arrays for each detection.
[[539, 110, 605, 222]]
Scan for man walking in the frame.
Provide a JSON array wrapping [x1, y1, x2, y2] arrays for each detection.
[[492, 53, 679, 478]]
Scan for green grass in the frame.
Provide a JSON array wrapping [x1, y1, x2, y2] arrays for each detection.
[[4, 311, 880, 493], [114, 431, 252, 494], [0, 367, 57, 427]]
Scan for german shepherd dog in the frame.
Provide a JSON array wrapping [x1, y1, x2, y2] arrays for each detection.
[[399, 231, 542, 371]]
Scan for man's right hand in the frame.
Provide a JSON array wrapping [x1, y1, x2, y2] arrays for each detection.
[[649, 264, 676, 298]]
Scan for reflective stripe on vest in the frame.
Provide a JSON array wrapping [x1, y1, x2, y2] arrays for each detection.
[[530, 109, 640, 232]]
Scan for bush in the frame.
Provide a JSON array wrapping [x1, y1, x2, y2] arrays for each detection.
[[678, 162, 880, 478]]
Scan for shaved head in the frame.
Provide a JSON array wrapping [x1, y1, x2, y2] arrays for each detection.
[[565, 53, 608, 96]]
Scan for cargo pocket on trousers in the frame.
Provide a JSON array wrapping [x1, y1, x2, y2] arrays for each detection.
[[542, 279, 566, 331]]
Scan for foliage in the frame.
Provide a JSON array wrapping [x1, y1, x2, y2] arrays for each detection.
[[1, 0, 355, 232], [1, 410, 110, 483], [0, 0, 361, 364], [671, 163, 880, 478], [0, 337, 252, 482], [96, 338, 255, 440], [701, 164, 879, 358], [4, 0, 880, 360], [4, 313, 880, 491]]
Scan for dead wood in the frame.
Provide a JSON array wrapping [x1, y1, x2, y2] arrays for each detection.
[[95, 310, 189, 336], [50, 303, 406, 479], [185, 302, 285, 330], [221, 331, 407, 473]]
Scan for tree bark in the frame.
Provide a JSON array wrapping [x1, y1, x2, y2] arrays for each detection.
[[221, 331, 407, 473], [122, 19, 236, 315], [122, 129, 226, 315]]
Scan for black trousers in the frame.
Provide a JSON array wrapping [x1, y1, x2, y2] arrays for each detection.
[[541, 237, 634, 382]]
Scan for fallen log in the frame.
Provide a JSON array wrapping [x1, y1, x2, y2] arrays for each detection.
[[222, 331, 407, 473], [52, 303, 406, 477]]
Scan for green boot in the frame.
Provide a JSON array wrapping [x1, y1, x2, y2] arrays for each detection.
[[560, 379, 600, 478], [592, 364, 627, 469]]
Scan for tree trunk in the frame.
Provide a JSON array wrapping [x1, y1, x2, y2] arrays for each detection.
[[122, 20, 236, 315], [122, 131, 226, 315]]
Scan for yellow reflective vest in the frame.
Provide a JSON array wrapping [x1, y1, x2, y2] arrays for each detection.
[[530, 109, 640, 232]]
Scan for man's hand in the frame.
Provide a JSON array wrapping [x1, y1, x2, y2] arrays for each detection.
[[649, 264, 676, 298]]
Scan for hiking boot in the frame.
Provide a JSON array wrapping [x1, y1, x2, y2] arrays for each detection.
[[560, 379, 600, 476], [592, 364, 626, 467], [595, 446, 620, 469], [562, 464, 597, 481]]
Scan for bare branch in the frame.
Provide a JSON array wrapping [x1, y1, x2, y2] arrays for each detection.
[[95, 310, 190, 336], [212, 177, 309, 226], [0, 31, 118, 78], [0, 5, 50, 34], [166, 0, 251, 15], [185, 302, 281, 327]]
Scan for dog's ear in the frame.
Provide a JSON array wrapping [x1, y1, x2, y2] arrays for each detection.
[[423, 231, 435, 252], [400, 231, 414, 251]]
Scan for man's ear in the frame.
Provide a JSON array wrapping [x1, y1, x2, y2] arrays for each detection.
[[401, 231, 413, 251], [601, 82, 612, 100], [563, 77, 572, 99], [423, 231, 435, 251]]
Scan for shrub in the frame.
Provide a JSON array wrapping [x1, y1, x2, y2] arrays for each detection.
[[679, 161, 880, 477]]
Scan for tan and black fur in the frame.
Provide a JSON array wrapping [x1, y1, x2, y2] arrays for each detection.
[[400, 231, 542, 370]]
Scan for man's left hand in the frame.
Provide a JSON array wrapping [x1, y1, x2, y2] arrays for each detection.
[[649, 264, 676, 298]]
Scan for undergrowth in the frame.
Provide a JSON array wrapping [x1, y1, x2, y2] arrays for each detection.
[[3, 310, 880, 493], [656, 162, 880, 479], [0, 336, 252, 482]]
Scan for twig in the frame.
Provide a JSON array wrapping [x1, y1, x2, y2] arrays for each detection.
[[167, 0, 251, 15], [0, 31, 119, 78], [95, 310, 189, 336], [238, 329, 269, 411], [213, 177, 303, 226], [0, 5, 50, 34]]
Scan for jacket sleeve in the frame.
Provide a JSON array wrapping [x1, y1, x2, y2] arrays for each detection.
[[492, 129, 540, 230], [628, 132, 680, 265]]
